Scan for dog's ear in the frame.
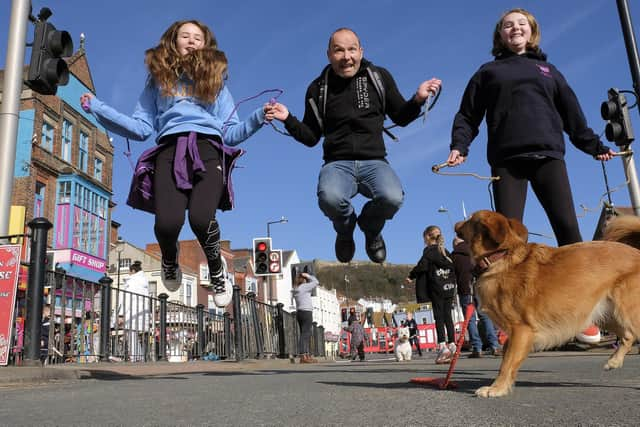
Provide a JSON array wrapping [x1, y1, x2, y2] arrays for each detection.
[[481, 211, 510, 248], [508, 218, 529, 244]]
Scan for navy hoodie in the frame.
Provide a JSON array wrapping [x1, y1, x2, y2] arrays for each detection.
[[451, 50, 609, 167]]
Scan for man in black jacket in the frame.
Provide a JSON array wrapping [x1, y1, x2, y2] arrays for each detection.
[[270, 28, 441, 263]]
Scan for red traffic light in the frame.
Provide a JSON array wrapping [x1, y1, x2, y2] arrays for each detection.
[[256, 242, 267, 252]]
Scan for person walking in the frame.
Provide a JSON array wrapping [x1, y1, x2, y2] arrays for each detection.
[[292, 272, 319, 363]]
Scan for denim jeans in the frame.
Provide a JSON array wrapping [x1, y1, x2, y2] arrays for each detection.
[[317, 160, 404, 236], [460, 294, 500, 351]]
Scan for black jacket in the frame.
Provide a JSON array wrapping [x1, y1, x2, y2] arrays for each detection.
[[451, 50, 609, 167], [284, 58, 423, 162], [409, 245, 454, 303], [451, 240, 473, 297]]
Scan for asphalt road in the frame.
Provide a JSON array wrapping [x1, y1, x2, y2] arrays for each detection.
[[1, 351, 639, 426]]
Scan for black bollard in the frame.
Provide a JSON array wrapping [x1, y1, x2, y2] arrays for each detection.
[[23, 218, 52, 365], [196, 304, 205, 358], [318, 325, 325, 358], [276, 303, 286, 359], [232, 285, 243, 361], [311, 321, 318, 357], [158, 293, 168, 361], [99, 275, 113, 361]]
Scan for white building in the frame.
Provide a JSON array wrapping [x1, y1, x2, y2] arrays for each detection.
[[311, 286, 341, 335]]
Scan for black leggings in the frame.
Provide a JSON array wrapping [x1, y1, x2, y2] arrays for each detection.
[[153, 136, 224, 272], [297, 310, 314, 355], [431, 292, 455, 344], [492, 157, 581, 246]]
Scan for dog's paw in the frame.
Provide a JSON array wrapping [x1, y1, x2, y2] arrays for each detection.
[[604, 358, 623, 370], [475, 385, 511, 398]]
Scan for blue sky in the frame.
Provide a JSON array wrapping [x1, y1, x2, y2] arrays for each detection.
[[1, 0, 638, 265]]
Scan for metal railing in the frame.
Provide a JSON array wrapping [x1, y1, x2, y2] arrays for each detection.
[[3, 218, 326, 366]]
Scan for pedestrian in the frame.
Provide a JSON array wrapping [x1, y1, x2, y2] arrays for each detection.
[[446, 8, 615, 343], [406, 225, 457, 364], [292, 272, 319, 363], [451, 236, 502, 358], [80, 20, 275, 308], [269, 28, 441, 264], [122, 261, 150, 361], [404, 312, 423, 357], [346, 314, 366, 361]]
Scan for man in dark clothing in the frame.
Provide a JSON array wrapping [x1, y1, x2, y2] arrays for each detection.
[[405, 312, 422, 357], [270, 28, 441, 264]]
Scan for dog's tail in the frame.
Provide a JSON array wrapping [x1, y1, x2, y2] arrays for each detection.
[[602, 214, 640, 249]]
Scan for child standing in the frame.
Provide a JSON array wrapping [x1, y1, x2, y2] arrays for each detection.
[[81, 20, 274, 307]]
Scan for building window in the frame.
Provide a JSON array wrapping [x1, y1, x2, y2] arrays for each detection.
[[78, 132, 88, 172], [41, 122, 54, 152], [119, 258, 131, 270], [94, 157, 103, 182], [34, 182, 45, 217], [61, 120, 73, 162], [58, 181, 71, 203], [149, 281, 157, 299]]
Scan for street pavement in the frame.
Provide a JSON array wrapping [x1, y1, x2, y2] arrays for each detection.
[[1, 350, 639, 426]]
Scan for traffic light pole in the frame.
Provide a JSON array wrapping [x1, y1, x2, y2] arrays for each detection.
[[616, 0, 640, 215], [0, 0, 30, 237]]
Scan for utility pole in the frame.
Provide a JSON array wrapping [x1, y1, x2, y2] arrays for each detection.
[[616, 0, 640, 215], [0, 0, 30, 237]]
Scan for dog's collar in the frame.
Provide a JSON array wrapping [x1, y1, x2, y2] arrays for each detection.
[[474, 249, 509, 275]]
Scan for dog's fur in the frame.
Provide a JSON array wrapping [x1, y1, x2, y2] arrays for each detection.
[[455, 210, 640, 398], [395, 327, 412, 361]]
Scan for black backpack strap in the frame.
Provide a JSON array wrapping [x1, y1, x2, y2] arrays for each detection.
[[307, 66, 331, 133], [366, 66, 386, 112]]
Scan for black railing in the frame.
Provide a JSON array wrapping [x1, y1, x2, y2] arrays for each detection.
[[4, 218, 325, 366]]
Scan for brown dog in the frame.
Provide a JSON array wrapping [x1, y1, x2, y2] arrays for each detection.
[[455, 210, 640, 398]]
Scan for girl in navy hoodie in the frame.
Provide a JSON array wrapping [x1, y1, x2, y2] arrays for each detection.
[[81, 20, 274, 307], [447, 8, 615, 247]]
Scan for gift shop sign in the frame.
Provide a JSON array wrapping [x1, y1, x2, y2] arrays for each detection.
[[0, 245, 22, 365]]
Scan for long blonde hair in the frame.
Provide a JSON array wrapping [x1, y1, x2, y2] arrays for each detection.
[[491, 8, 542, 57], [145, 20, 227, 104], [424, 225, 452, 262]]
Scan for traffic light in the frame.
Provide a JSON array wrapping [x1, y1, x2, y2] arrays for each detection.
[[601, 88, 635, 146], [252, 237, 271, 276], [26, 18, 73, 95]]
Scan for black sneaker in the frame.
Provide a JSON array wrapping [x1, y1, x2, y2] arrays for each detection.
[[364, 233, 386, 263], [335, 233, 355, 263]]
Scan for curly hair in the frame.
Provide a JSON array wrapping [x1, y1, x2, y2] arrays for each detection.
[[492, 8, 542, 58], [145, 20, 227, 104]]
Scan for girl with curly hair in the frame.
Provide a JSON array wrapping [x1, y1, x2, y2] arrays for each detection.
[[81, 20, 275, 307]]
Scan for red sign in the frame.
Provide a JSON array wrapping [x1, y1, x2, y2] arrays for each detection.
[[0, 245, 22, 365]]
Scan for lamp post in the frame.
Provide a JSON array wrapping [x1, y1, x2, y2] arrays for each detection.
[[265, 216, 288, 305], [437, 206, 454, 231], [115, 237, 124, 322]]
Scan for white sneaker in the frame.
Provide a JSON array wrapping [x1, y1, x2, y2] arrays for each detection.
[[448, 342, 457, 355], [211, 266, 232, 308], [435, 344, 452, 364]]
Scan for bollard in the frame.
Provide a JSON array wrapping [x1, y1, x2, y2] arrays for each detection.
[[23, 218, 52, 366], [318, 325, 325, 358], [247, 292, 263, 358], [158, 293, 168, 361], [276, 303, 286, 359], [223, 312, 232, 359], [99, 275, 113, 361], [311, 321, 318, 357], [196, 304, 205, 358], [232, 285, 243, 361]]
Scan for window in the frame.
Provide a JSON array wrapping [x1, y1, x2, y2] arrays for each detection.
[[34, 182, 45, 217], [119, 258, 131, 270], [61, 120, 73, 162], [41, 122, 54, 152], [148, 281, 157, 299], [58, 181, 71, 203], [78, 132, 88, 172], [94, 157, 103, 182]]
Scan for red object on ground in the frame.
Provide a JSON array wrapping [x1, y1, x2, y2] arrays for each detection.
[[410, 303, 475, 389]]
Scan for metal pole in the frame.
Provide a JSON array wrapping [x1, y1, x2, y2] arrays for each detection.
[[0, 0, 30, 236], [616, 0, 640, 215], [99, 275, 113, 361], [23, 217, 52, 365], [158, 293, 168, 361]]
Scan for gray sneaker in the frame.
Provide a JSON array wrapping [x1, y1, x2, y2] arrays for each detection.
[[161, 245, 182, 292]]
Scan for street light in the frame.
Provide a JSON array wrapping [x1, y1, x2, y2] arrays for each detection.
[[267, 216, 288, 238], [437, 206, 454, 231], [265, 216, 288, 305]]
